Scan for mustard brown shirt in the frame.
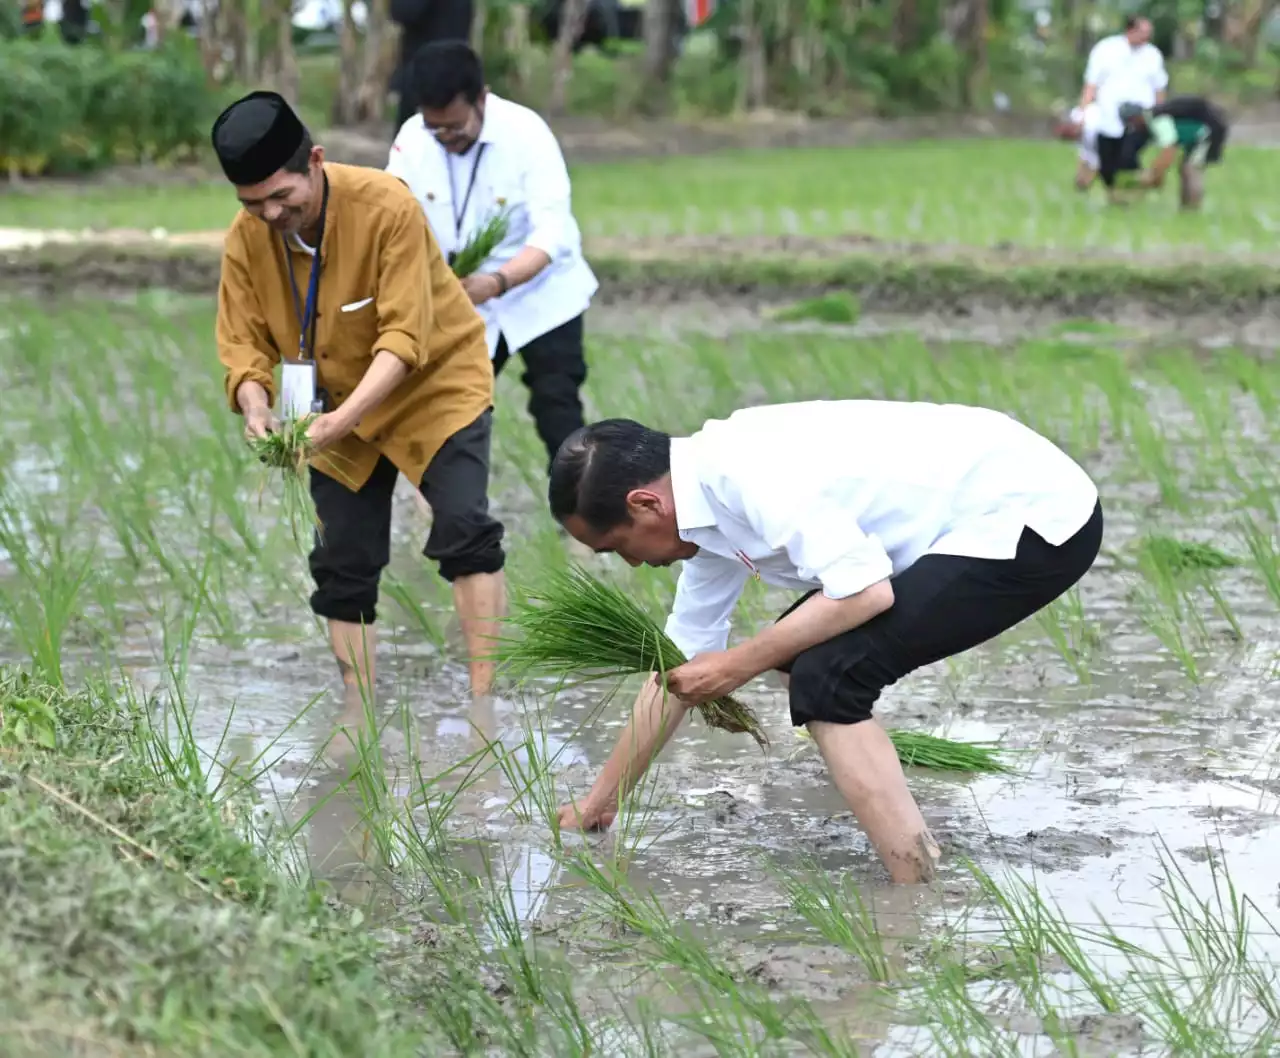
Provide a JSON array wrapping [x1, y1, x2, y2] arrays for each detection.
[[215, 161, 493, 491]]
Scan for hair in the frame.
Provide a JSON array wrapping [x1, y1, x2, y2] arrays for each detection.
[[407, 40, 485, 110], [282, 131, 314, 175], [1124, 14, 1147, 30], [548, 419, 673, 532]]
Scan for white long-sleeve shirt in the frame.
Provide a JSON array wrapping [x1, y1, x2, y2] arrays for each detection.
[[1084, 34, 1168, 138], [387, 93, 598, 357], [662, 400, 1100, 660]]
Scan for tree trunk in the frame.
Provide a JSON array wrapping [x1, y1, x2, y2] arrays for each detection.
[[1241, 0, 1277, 67], [964, 0, 988, 108], [639, 0, 678, 114], [272, 0, 299, 106], [333, 0, 362, 125], [505, 4, 534, 96], [736, 0, 768, 112], [548, 0, 589, 115], [894, 0, 919, 50], [357, 0, 397, 124]]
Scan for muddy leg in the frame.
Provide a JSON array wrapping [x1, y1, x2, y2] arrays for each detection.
[[452, 569, 507, 700], [1074, 160, 1096, 192], [807, 718, 941, 884], [1179, 162, 1204, 211], [326, 619, 377, 762]]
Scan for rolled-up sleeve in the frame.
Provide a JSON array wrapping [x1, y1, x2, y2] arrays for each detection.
[[373, 198, 432, 370], [1083, 40, 1108, 87], [664, 553, 751, 660], [215, 229, 279, 414], [520, 120, 573, 259]]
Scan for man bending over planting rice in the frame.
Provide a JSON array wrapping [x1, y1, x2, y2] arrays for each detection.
[[549, 401, 1103, 883], [212, 91, 507, 718]]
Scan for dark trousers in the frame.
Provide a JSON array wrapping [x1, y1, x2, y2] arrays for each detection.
[[492, 314, 587, 471], [1096, 129, 1147, 188], [777, 501, 1104, 727], [308, 409, 505, 626]]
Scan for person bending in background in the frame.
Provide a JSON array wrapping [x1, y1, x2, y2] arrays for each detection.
[[1120, 97, 1229, 211], [388, 40, 598, 475], [550, 401, 1102, 884], [211, 91, 507, 729], [389, 0, 473, 130], [1079, 15, 1167, 203]]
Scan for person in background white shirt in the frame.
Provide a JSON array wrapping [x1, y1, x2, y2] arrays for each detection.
[[549, 401, 1103, 884], [387, 41, 599, 473], [1079, 15, 1168, 202]]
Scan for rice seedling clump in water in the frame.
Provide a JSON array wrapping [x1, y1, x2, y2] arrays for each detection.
[[451, 209, 511, 278], [495, 565, 769, 748], [247, 415, 322, 547]]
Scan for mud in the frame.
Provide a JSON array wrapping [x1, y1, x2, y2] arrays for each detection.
[[6, 289, 1280, 1054]]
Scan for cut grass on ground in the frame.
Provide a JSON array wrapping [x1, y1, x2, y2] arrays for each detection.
[[3, 141, 1280, 255]]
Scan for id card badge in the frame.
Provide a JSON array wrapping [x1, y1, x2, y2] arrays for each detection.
[[281, 360, 318, 420]]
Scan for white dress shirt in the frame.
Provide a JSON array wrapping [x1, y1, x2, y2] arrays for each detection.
[[1084, 34, 1168, 137], [386, 93, 598, 359], [662, 400, 1100, 661]]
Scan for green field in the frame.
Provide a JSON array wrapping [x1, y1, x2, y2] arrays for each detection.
[[4, 140, 1280, 256], [3, 283, 1280, 1053]]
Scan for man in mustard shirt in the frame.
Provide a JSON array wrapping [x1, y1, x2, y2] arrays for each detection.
[[212, 90, 506, 721]]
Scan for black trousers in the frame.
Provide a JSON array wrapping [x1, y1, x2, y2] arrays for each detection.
[[776, 501, 1104, 727], [308, 409, 506, 626], [1096, 129, 1147, 188], [492, 314, 587, 471]]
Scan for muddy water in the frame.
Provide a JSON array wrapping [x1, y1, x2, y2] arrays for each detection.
[[92, 397, 1280, 1057], [9, 301, 1279, 1054]]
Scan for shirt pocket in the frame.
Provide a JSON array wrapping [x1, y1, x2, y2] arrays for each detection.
[[325, 294, 379, 375]]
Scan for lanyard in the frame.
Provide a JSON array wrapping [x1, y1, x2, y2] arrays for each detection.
[[446, 142, 487, 243], [283, 173, 330, 361]]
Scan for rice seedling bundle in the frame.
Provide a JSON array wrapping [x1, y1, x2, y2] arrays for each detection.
[[451, 208, 512, 278], [493, 564, 769, 749], [494, 566, 1014, 772], [247, 415, 322, 548]]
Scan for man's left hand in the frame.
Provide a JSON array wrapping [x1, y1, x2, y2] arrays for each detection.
[[461, 273, 502, 306], [305, 411, 350, 452], [666, 651, 750, 705]]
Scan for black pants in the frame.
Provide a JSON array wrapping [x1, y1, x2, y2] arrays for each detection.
[[1096, 129, 1147, 188], [777, 501, 1104, 727], [308, 409, 506, 625], [492, 314, 587, 471]]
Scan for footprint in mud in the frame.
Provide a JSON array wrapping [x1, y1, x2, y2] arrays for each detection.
[[742, 942, 863, 1002], [960, 826, 1121, 872]]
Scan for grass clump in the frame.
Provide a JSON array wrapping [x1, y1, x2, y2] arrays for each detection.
[[771, 292, 862, 324], [1137, 534, 1239, 577], [0, 666, 424, 1058], [494, 564, 769, 748], [451, 208, 512, 278]]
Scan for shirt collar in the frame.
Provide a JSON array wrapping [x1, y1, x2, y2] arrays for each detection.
[[670, 436, 716, 536]]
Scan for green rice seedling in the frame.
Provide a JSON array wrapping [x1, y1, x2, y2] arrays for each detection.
[[1128, 410, 1185, 510], [887, 730, 1013, 774], [451, 208, 512, 278], [1238, 515, 1280, 610], [1136, 585, 1202, 684], [968, 861, 1123, 1015], [1035, 588, 1098, 683], [1138, 535, 1238, 578], [771, 293, 861, 325], [0, 495, 95, 688], [775, 862, 896, 982], [493, 564, 768, 748], [247, 414, 324, 548]]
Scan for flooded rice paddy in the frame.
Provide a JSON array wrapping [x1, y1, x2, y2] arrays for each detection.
[[2, 292, 1279, 1055]]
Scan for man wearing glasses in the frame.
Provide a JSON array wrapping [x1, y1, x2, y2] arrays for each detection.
[[387, 40, 598, 475]]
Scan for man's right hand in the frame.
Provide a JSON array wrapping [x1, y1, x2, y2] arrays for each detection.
[[244, 405, 279, 442], [556, 799, 616, 833]]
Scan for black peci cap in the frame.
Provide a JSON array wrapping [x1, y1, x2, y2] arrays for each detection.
[[211, 90, 308, 186]]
